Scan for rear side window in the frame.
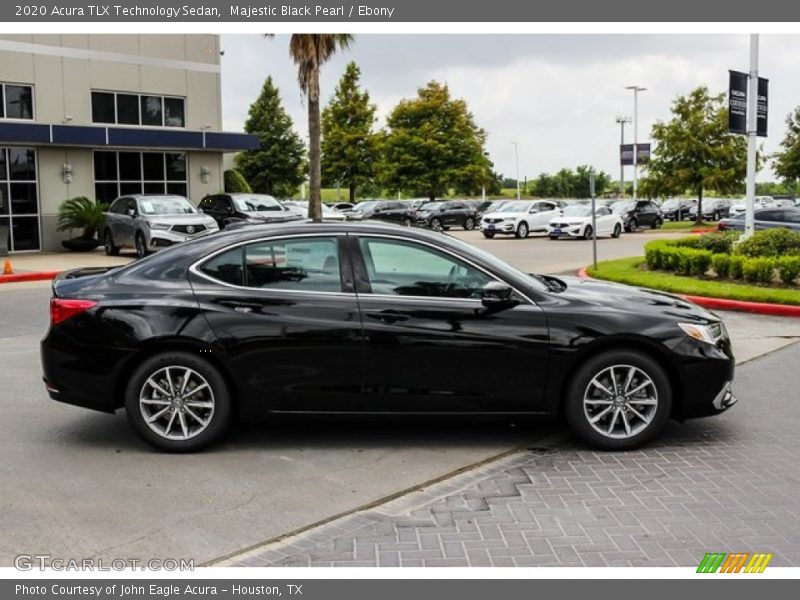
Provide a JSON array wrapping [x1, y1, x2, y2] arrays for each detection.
[[200, 247, 244, 286]]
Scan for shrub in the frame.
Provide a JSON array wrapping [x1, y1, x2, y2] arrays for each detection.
[[644, 240, 669, 270], [729, 255, 745, 279], [711, 254, 731, 278], [742, 257, 776, 284], [736, 228, 800, 258], [777, 256, 800, 285], [676, 232, 736, 254], [690, 250, 713, 277], [224, 169, 252, 193]]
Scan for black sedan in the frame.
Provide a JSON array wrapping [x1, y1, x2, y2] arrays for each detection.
[[41, 222, 736, 452]]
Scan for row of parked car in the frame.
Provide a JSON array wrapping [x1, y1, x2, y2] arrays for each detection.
[[101, 192, 800, 258]]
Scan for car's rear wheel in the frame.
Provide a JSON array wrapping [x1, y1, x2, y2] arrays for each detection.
[[651, 217, 663, 229], [103, 229, 119, 256], [611, 224, 622, 238], [483, 232, 495, 239], [134, 232, 148, 259], [124, 352, 232, 452], [565, 350, 672, 450], [515, 222, 529, 239], [464, 216, 476, 231]]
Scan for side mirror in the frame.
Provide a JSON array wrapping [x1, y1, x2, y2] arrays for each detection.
[[127, 209, 136, 218], [480, 281, 517, 312]]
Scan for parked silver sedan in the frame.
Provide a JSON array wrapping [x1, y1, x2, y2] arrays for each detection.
[[103, 194, 219, 258]]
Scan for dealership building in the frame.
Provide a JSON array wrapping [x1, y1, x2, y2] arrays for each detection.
[[0, 34, 257, 252]]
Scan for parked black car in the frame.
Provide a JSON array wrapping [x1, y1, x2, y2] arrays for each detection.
[[610, 200, 663, 232], [198, 193, 302, 229], [42, 222, 735, 453], [718, 208, 800, 233], [688, 199, 732, 221], [344, 200, 416, 225], [659, 199, 697, 221], [415, 200, 480, 230]]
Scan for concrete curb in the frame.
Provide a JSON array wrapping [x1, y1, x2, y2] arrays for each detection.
[[0, 270, 59, 284], [577, 266, 800, 318]]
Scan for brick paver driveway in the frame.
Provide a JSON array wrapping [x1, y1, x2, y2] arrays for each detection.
[[220, 342, 800, 568]]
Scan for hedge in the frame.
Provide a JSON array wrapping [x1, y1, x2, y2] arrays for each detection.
[[643, 230, 800, 287], [223, 169, 252, 193]]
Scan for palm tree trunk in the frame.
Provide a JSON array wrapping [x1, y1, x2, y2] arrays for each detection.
[[308, 66, 322, 222]]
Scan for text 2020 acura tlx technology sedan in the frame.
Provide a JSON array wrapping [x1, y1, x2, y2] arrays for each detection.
[[41, 222, 736, 452]]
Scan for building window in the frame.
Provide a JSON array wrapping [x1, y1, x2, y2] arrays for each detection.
[[91, 91, 185, 128], [1, 83, 34, 120], [93, 151, 188, 204], [0, 147, 40, 252]]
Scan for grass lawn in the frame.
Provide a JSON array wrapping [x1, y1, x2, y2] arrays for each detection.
[[658, 220, 715, 232], [587, 257, 800, 306]]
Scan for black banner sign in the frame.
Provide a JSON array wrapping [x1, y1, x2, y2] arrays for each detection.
[[729, 70, 748, 134], [757, 77, 769, 137]]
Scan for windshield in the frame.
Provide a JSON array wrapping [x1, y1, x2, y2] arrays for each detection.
[[353, 201, 378, 212], [562, 205, 593, 217], [499, 201, 532, 213], [610, 201, 635, 214], [232, 195, 283, 212], [442, 235, 550, 293], [485, 201, 508, 213], [138, 196, 196, 215]]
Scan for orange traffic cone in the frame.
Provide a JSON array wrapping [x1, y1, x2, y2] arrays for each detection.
[[3, 257, 12, 275]]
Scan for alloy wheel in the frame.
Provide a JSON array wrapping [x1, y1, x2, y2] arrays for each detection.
[[139, 366, 215, 441], [582, 364, 658, 439]]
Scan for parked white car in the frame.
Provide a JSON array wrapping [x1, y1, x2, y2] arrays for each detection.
[[548, 205, 624, 240], [480, 200, 560, 239], [729, 196, 773, 218]]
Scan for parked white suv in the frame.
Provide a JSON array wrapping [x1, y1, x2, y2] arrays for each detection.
[[480, 200, 560, 239], [104, 195, 218, 258]]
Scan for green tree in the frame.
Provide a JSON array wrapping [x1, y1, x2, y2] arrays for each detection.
[[381, 81, 491, 201], [773, 106, 800, 195], [235, 76, 306, 197], [223, 169, 252, 193], [321, 62, 380, 202], [645, 86, 747, 223]]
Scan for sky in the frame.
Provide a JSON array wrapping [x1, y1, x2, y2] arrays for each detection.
[[220, 34, 800, 183]]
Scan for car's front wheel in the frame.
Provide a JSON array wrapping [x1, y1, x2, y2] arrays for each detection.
[[103, 229, 119, 256], [583, 225, 593, 240], [134, 232, 148, 259], [611, 223, 622, 238], [515, 222, 529, 239], [124, 352, 232, 452], [464, 216, 476, 231], [651, 217, 663, 229], [565, 350, 672, 450]]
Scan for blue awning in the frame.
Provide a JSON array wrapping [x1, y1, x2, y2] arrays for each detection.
[[0, 122, 259, 152]]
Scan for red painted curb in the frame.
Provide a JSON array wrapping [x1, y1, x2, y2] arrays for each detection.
[[0, 270, 59, 284], [577, 266, 800, 317]]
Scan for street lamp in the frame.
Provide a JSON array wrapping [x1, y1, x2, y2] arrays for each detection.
[[511, 141, 520, 200], [625, 86, 646, 201], [615, 115, 631, 198]]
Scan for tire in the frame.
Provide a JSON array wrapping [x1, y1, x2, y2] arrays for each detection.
[[583, 225, 593, 240], [651, 217, 663, 230], [103, 229, 120, 256], [134, 232, 148, 259], [483, 232, 495, 239], [515, 222, 529, 239], [431, 217, 442, 231], [627, 217, 638, 233], [124, 351, 232, 452], [464, 217, 476, 231], [565, 350, 672, 450], [713, 211, 720, 222], [611, 224, 622, 239], [403, 217, 413, 227]]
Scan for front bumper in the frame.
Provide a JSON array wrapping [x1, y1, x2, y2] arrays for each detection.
[[146, 229, 215, 251], [548, 225, 582, 238], [712, 381, 738, 411], [481, 222, 515, 233]]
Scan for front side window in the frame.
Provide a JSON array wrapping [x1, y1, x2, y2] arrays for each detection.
[[1, 83, 34, 120], [358, 238, 492, 299]]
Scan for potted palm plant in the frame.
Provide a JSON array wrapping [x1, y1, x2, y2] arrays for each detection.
[[57, 197, 107, 251]]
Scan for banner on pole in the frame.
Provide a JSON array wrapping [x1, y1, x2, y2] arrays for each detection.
[[757, 77, 768, 137], [728, 70, 748, 134]]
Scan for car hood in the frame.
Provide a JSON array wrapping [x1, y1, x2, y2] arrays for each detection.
[[549, 215, 591, 225], [240, 212, 302, 222], [547, 275, 719, 323], [483, 211, 524, 219]]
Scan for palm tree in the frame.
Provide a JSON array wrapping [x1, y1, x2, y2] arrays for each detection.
[[267, 34, 353, 221]]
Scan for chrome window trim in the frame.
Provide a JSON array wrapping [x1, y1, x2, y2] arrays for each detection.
[[189, 230, 537, 305]]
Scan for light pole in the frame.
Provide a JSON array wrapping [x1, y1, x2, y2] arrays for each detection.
[[744, 34, 759, 239], [615, 115, 631, 198], [625, 86, 646, 201], [511, 141, 520, 200]]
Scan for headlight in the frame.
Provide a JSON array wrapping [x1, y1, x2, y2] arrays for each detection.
[[678, 321, 725, 345], [207, 221, 219, 230], [145, 221, 171, 231]]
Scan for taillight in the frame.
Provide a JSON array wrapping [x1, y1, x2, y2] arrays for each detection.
[[718, 222, 727, 231], [50, 298, 98, 325]]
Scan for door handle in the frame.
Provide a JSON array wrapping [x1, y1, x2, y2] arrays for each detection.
[[365, 310, 410, 324], [218, 300, 262, 313]]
